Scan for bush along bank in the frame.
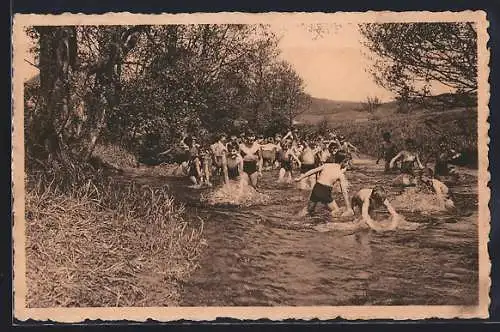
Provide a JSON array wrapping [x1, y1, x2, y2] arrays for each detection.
[[327, 109, 478, 168]]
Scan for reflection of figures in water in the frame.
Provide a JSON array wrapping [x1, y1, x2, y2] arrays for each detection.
[[390, 138, 424, 187]]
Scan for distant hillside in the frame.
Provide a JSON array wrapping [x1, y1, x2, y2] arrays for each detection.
[[296, 97, 397, 124], [296, 93, 476, 125]]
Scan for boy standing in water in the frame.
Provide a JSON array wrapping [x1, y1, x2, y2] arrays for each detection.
[[298, 141, 320, 190], [187, 150, 203, 188], [200, 147, 213, 187], [210, 132, 229, 184], [260, 137, 279, 170], [295, 154, 354, 218], [337, 135, 359, 169], [277, 141, 301, 184], [239, 130, 263, 188], [225, 142, 245, 184], [376, 132, 397, 172], [434, 137, 461, 179]]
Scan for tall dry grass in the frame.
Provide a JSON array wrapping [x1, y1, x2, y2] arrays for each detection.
[[25, 164, 205, 307]]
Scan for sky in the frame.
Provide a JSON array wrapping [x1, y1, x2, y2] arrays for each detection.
[[271, 23, 396, 102], [21, 24, 443, 103]]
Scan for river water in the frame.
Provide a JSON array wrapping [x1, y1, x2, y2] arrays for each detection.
[[127, 158, 479, 306]]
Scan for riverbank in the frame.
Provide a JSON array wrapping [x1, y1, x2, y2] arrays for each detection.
[[25, 168, 205, 307]]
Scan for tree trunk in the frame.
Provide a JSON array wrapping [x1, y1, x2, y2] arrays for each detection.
[[30, 26, 77, 163]]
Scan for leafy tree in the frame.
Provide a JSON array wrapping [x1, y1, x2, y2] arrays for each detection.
[[359, 23, 477, 107], [25, 24, 312, 167], [25, 25, 147, 167], [359, 96, 381, 113]]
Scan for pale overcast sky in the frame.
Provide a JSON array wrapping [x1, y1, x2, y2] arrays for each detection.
[[271, 23, 396, 102]]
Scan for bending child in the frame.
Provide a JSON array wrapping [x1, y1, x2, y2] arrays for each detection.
[[351, 186, 401, 230], [420, 168, 456, 210], [295, 156, 354, 219]]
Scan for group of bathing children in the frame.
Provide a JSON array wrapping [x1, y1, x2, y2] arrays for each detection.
[[178, 128, 360, 190], [293, 150, 455, 227], [178, 128, 457, 223], [376, 131, 462, 179], [376, 131, 458, 208], [290, 151, 403, 227]]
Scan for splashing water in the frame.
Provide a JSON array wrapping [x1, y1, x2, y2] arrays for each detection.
[[201, 181, 271, 207], [391, 187, 447, 213]]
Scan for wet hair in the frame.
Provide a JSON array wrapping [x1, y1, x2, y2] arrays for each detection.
[[334, 150, 348, 164], [370, 186, 387, 205], [227, 142, 239, 152]]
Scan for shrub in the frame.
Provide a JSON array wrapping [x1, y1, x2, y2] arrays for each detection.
[[92, 144, 138, 169], [330, 109, 478, 168]]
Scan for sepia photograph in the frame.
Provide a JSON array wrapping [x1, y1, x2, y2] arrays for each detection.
[[12, 12, 490, 322]]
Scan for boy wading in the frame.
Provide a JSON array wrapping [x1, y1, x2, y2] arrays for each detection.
[[295, 160, 354, 218]]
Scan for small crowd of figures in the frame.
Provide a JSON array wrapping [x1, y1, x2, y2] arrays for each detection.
[[160, 128, 464, 227]]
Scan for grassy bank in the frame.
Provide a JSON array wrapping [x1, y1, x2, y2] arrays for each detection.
[[25, 162, 205, 307], [324, 109, 478, 167]]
